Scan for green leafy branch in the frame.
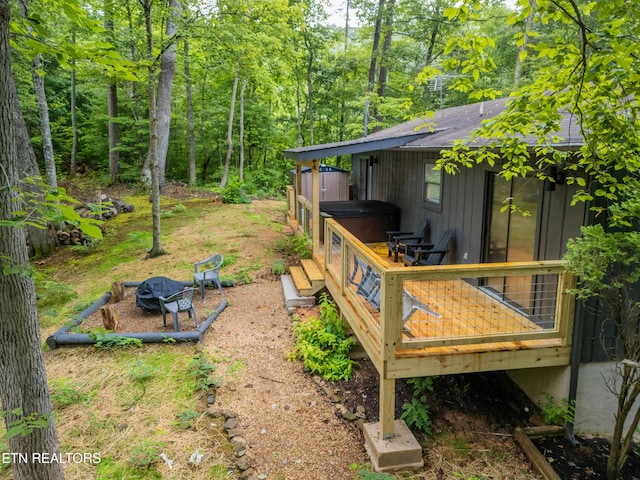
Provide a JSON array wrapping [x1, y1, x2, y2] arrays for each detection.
[[2, 177, 104, 240], [1, 408, 53, 440]]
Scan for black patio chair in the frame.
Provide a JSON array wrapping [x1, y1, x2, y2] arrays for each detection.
[[386, 219, 430, 262], [403, 230, 455, 267]]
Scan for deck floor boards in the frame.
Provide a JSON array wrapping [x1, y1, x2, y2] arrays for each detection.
[[316, 242, 568, 367]]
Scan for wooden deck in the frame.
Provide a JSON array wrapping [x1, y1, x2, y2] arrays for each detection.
[[401, 278, 542, 339], [292, 191, 576, 439]]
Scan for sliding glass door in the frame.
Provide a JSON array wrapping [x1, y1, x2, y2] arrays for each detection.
[[485, 173, 540, 311]]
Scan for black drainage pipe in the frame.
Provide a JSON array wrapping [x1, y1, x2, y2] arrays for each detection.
[[45, 284, 227, 349]]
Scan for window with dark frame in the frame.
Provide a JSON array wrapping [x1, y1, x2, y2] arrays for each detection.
[[424, 162, 442, 205]]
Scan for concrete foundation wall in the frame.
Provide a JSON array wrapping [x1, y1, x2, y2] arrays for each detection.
[[507, 366, 571, 413], [508, 363, 640, 437]]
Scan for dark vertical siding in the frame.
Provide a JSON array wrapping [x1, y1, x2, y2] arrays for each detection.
[[347, 148, 611, 364], [538, 181, 587, 260]]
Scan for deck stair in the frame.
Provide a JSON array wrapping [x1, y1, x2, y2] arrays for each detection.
[[290, 258, 325, 296]]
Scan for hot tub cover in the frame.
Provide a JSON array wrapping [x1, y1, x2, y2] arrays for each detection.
[[135, 276, 185, 311]]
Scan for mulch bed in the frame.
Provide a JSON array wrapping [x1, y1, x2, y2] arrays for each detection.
[[77, 285, 226, 333], [534, 434, 640, 479]]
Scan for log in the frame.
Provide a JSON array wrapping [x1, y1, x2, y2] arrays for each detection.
[[100, 305, 119, 331], [514, 427, 561, 480], [57, 231, 71, 245], [111, 281, 125, 303], [522, 425, 564, 439]]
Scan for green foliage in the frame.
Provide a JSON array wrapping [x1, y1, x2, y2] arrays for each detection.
[[129, 441, 164, 469], [174, 410, 200, 430], [354, 469, 394, 480], [408, 376, 436, 396], [217, 179, 251, 204], [275, 233, 312, 260], [400, 376, 436, 434], [271, 259, 286, 275], [191, 352, 222, 393], [401, 397, 433, 434], [5, 178, 104, 240], [1, 408, 53, 440], [243, 166, 290, 198], [537, 394, 575, 427], [564, 224, 640, 300], [88, 332, 143, 349], [291, 293, 356, 381], [50, 379, 91, 408], [128, 360, 159, 384]]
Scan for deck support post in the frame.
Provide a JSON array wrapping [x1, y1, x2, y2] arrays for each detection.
[[380, 377, 396, 438], [362, 271, 424, 472]]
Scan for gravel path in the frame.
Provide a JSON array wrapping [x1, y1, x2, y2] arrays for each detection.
[[202, 279, 366, 479]]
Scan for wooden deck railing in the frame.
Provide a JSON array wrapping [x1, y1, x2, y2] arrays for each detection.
[[289, 189, 312, 239], [324, 218, 575, 354]]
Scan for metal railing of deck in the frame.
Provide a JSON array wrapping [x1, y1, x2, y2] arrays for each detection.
[[324, 218, 575, 353]]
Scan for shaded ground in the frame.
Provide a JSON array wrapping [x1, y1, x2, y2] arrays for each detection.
[[337, 356, 640, 479], [534, 434, 640, 480]]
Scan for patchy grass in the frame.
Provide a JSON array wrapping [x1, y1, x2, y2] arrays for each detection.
[[0, 189, 292, 479]]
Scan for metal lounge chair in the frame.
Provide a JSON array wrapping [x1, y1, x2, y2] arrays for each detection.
[[194, 254, 224, 300], [403, 230, 455, 267], [159, 287, 199, 332], [386, 219, 430, 262]]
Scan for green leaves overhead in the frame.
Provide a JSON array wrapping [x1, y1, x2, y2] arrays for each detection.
[[423, 0, 640, 222]]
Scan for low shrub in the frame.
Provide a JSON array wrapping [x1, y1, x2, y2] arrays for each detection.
[[290, 293, 356, 381]]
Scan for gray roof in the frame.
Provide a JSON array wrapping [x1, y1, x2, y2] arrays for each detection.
[[283, 98, 584, 162]]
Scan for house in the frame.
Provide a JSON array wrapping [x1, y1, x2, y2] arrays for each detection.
[[283, 98, 636, 471]]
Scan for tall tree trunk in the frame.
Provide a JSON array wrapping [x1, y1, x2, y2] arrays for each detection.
[[155, 0, 181, 189], [303, 33, 315, 145], [7, 28, 57, 257], [220, 69, 239, 189], [0, 3, 64, 480], [239, 78, 246, 182], [106, 82, 119, 182], [184, 39, 196, 183], [294, 37, 303, 147], [142, 0, 164, 257], [514, 0, 535, 86], [126, 0, 145, 166], [30, 55, 56, 187], [18, 0, 56, 187], [367, 0, 385, 92], [344, 0, 350, 51], [70, 32, 78, 177], [104, 0, 120, 183], [376, 0, 395, 99]]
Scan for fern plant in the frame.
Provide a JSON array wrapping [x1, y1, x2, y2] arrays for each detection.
[[400, 376, 437, 434], [291, 293, 356, 381], [537, 393, 575, 426], [401, 397, 432, 434]]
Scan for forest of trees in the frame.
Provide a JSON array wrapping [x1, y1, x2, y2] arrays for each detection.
[[8, 0, 530, 198]]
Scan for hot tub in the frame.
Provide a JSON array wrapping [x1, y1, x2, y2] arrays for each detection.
[[319, 200, 400, 243]]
